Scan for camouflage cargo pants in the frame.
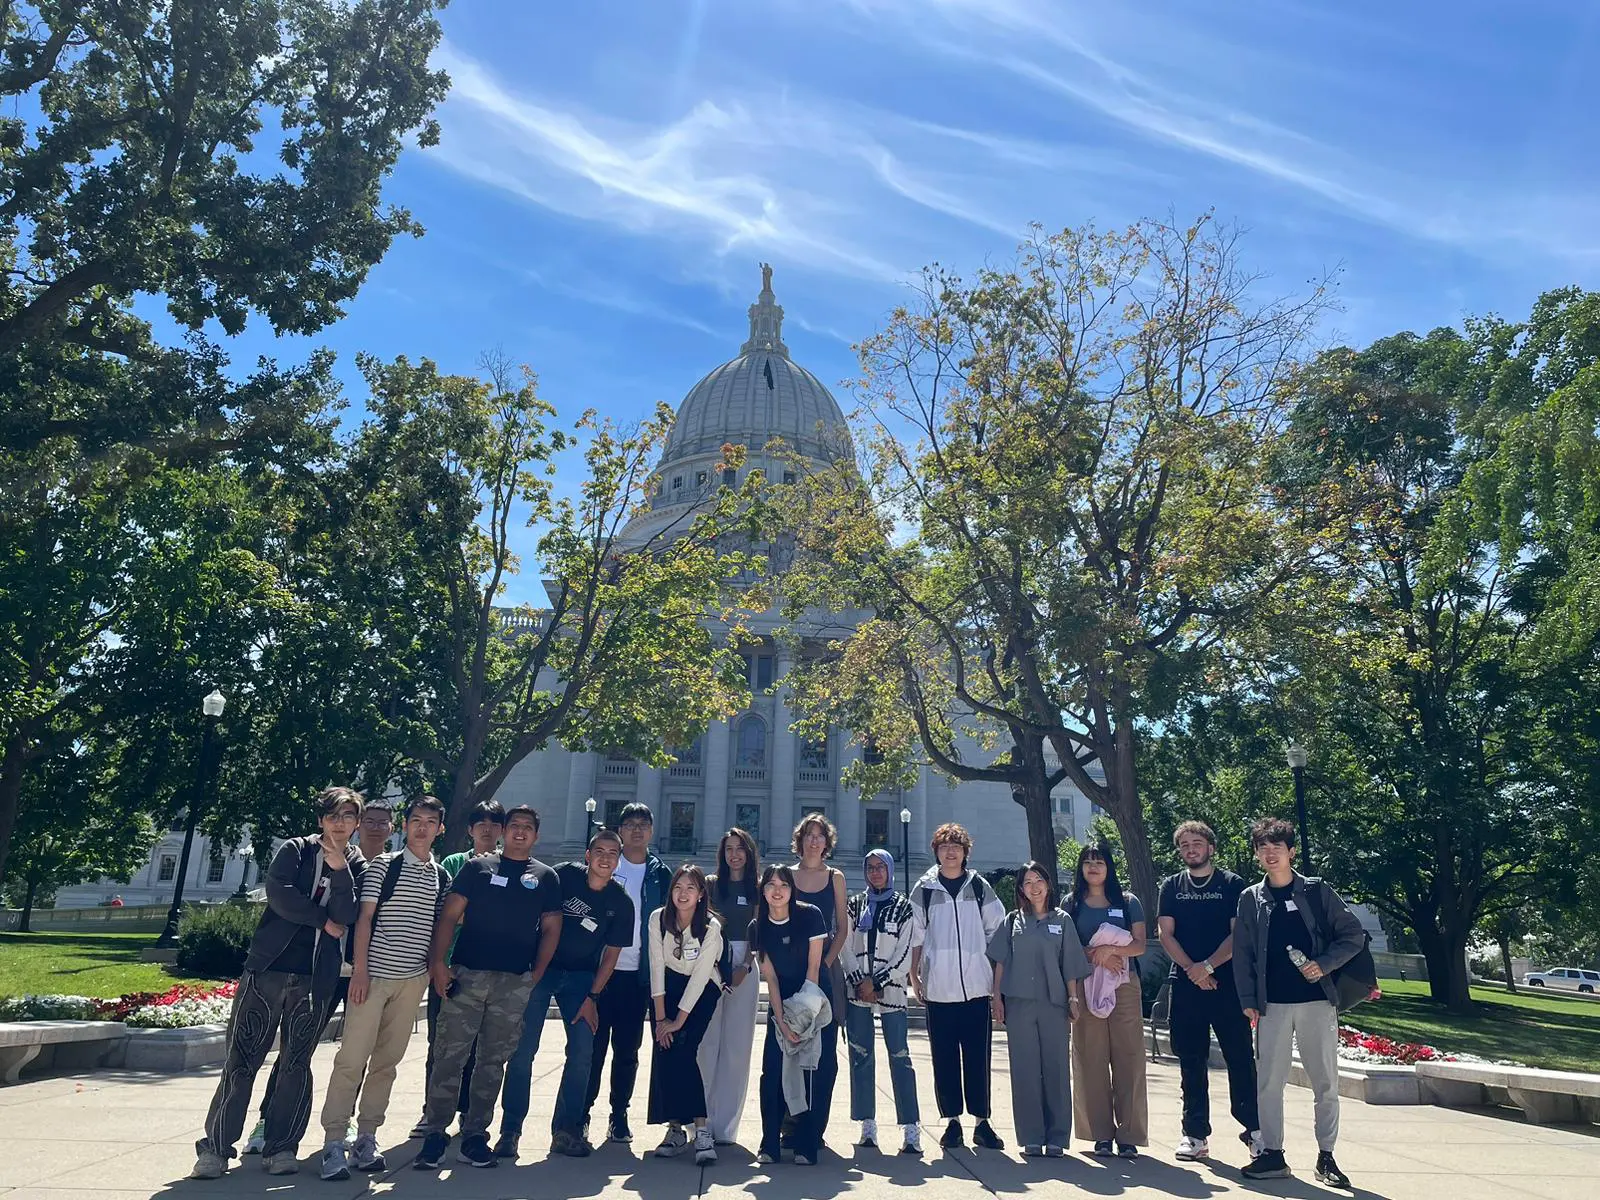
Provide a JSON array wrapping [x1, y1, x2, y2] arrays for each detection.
[[422, 967, 533, 1138]]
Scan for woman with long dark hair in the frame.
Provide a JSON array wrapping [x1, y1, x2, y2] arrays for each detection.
[[1065, 842, 1148, 1158], [989, 860, 1091, 1156], [646, 864, 723, 1164], [699, 828, 761, 1144], [751, 863, 831, 1165]]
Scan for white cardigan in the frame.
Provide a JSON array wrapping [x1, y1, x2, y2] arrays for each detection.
[[648, 908, 724, 1015]]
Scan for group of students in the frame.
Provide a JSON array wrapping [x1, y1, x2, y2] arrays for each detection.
[[187, 788, 1367, 1191]]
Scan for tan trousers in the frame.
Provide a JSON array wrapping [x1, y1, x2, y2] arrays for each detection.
[[1071, 976, 1148, 1145], [319, 972, 428, 1141]]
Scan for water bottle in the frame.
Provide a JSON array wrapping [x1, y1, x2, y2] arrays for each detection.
[[1286, 946, 1310, 969]]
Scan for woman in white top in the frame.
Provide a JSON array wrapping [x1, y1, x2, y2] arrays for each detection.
[[647, 864, 724, 1165], [698, 828, 761, 1144]]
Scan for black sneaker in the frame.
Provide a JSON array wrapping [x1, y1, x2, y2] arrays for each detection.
[[492, 1132, 519, 1159], [1117, 1141, 1138, 1159], [414, 1131, 449, 1170], [973, 1121, 1004, 1150], [1092, 1140, 1115, 1157], [1315, 1152, 1350, 1188], [940, 1119, 964, 1149], [608, 1113, 633, 1143], [1243, 1149, 1291, 1180], [456, 1134, 496, 1168]]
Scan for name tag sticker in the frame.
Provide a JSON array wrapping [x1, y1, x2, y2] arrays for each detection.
[[490, 875, 509, 887], [1048, 924, 1063, 935], [580, 917, 599, 932], [1108, 908, 1124, 918], [685, 946, 700, 961], [1285, 900, 1298, 912], [736, 896, 749, 906]]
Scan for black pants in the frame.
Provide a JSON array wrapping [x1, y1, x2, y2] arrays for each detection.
[[927, 997, 992, 1119], [585, 968, 650, 1121], [425, 983, 475, 1116], [197, 970, 322, 1159], [1169, 975, 1258, 1138], [647, 974, 720, 1125], [759, 1016, 837, 1159]]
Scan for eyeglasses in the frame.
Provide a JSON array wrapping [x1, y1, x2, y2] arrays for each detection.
[[619, 821, 652, 832]]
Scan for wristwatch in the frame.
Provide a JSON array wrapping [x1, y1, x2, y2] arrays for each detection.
[[588, 992, 603, 1003], [1201, 960, 1215, 976]]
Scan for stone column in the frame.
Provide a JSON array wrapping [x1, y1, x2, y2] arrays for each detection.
[[835, 740, 863, 860], [910, 763, 931, 878], [637, 764, 663, 816], [702, 718, 731, 853], [770, 653, 797, 853], [563, 748, 598, 852]]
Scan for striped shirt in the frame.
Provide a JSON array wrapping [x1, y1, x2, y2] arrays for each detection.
[[360, 848, 443, 979]]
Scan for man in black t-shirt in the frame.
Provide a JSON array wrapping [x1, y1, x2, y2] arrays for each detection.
[[1156, 821, 1259, 1164], [495, 829, 634, 1160], [415, 805, 562, 1171]]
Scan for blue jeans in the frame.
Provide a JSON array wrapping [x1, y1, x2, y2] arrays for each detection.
[[845, 1002, 920, 1124], [498, 967, 595, 1137]]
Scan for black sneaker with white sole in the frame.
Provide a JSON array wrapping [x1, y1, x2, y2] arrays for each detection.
[[1315, 1152, 1351, 1188], [457, 1134, 496, 1168], [414, 1131, 449, 1170], [1242, 1148, 1292, 1179]]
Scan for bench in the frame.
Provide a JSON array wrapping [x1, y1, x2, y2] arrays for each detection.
[[0, 1021, 129, 1084], [1414, 1060, 1600, 1124]]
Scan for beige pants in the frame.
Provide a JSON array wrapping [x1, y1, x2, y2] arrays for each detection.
[[1071, 975, 1148, 1145], [320, 972, 429, 1141]]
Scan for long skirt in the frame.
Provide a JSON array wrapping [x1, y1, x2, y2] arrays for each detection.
[[647, 971, 720, 1125]]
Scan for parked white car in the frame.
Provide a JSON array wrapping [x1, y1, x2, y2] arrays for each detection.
[[1524, 967, 1600, 993]]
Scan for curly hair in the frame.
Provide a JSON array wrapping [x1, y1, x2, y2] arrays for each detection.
[[930, 821, 972, 866], [792, 813, 837, 859]]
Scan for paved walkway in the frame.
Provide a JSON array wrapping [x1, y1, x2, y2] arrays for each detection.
[[1, 1027, 1594, 1199]]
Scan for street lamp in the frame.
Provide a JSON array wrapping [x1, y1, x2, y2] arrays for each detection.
[[159, 688, 226, 945], [585, 796, 598, 844], [230, 843, 254, 903], [1285, 742, 1311, 874], [899, 807, 912, 895]]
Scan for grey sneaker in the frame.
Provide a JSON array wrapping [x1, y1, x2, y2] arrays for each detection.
[[350, 1133, 386, 1171], [655, 1127, 690, 1157], [263, 1150, 300, 1175], [320, 1143, 350, 1182], [242, 1119, 266, 1155], [694, 1128, 717, 1165], [190, 1150, 227, 1179]]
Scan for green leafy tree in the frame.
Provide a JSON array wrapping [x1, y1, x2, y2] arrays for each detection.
[[780, 216, 1327, 900]]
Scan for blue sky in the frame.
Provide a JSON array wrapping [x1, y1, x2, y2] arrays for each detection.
[[218, 0, 1599, 601]]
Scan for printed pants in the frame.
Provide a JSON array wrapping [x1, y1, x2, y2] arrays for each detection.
[[422, 968, 532, 1139], [197, 970, 321, 1159]]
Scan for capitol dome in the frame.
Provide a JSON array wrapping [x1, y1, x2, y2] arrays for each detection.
[[657, 265, 853, 471]]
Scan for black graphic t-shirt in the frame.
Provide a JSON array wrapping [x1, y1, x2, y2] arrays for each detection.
[[1158, 868, 1245, 983], [1265, 882, 1325, 1005], [551, 861, 634, 973], [752, 901, 827, 1000], [450, 854, 562, 974]]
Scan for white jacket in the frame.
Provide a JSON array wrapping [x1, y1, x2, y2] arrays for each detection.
[[910, 868, 1006, 1003]]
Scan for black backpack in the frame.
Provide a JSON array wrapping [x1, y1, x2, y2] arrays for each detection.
[[1306, 879, 1379, 1012], [372, 851, 449, 936], [918, 872, 992, 922]]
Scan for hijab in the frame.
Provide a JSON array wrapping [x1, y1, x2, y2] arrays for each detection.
[[857, 849, 896, 930]]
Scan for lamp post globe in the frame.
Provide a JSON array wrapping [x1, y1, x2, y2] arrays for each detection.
[[585, 796, 598, 843]]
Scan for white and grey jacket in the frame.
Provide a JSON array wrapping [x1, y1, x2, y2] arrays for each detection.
[[840, 890, 919, 1011], [910, 868, 1007, 1003]]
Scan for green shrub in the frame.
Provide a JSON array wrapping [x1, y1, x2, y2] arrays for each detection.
[[175, 903, 260, 978]]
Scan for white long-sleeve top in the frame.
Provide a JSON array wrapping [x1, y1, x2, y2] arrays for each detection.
[[648, 908, 724, 1016]]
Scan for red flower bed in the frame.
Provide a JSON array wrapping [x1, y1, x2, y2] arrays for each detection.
[[93, 982, 237, 1022], [1337, 1025, 1456, 1064]]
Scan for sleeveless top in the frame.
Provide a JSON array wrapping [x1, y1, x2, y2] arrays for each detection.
[[793, 872, 838, 934]]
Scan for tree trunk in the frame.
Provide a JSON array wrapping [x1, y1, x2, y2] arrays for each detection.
[[1013, 771, 1061, 892], [0, 736, 28, 888], [19, 867, 39, 932], [1417, 925, 1473, 1013], [1498, 934, 1516, 993]]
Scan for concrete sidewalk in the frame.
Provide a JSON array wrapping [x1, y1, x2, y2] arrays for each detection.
[[0, 1026, 1594, 1198]]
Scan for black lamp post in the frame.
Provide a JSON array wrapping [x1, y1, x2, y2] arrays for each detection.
[[585, 796, 598, 844], [899, 806, 912, 895], [159, 688, 226, 945], [1286, 743, 1311, 874], [230, 843, 254, 903]]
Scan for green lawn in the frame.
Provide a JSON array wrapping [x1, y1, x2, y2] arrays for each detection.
[[0, 931, 226, 999], [1347, 978, 1600, 1072]]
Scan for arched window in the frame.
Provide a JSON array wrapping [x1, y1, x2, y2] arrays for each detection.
[[736, 715, 767, 767]]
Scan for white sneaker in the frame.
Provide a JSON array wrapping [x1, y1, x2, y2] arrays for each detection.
[[901, 1123, 922, 1155], [654, 1127, 690, 1158], [858, 1119, 878, 1147], [1247, 1129, 1265, 1159], [344, 1118, 359, 1146], [190, 1151, 227, 1179], [694, 1128, 717, 1165], [1176, 1135, 1209, 1161], [242, 1119, 265, 1155], [320, 1143, 351, 1181]]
